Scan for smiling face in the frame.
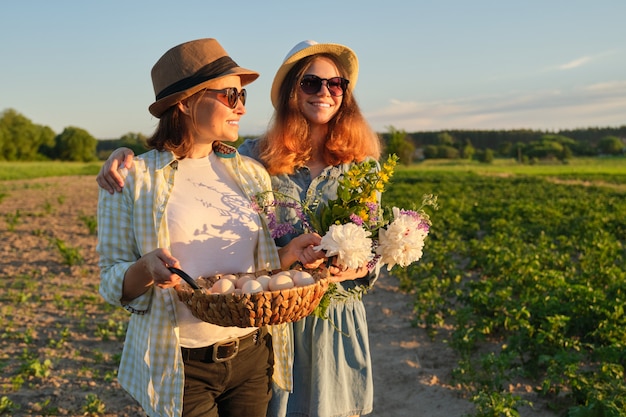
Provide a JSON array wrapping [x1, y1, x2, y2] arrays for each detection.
[[178, 75, 245, 157], [297, 57, 343, 127]]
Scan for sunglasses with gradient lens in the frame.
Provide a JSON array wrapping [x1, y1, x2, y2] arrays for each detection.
[[299, 75, 349, 97], [204, 87, 247, 108]]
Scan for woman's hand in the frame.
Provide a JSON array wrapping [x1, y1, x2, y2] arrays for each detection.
[[278, 233, 325, 270], [97, 147, 135, 194], [122, 248, 182, 301], [327, 260, 369, 283]]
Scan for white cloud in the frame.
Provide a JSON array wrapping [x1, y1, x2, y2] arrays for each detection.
[[365, 81, 626, 132], [558, 56, 592, 70], [540, 51, 617, 74], [585, 80, 626, 93]]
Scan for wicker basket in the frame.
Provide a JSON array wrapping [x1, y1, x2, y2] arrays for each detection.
[[174, 268, 329, 328]]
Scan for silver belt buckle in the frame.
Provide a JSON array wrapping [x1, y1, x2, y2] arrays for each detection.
[[212, 337, 240, 363]]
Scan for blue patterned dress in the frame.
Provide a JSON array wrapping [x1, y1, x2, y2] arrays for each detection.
[[238, 138, 375, 417]]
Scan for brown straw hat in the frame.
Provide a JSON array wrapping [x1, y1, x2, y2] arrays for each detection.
[[270, 40, 359, 108], [148, 38, 259, 117]]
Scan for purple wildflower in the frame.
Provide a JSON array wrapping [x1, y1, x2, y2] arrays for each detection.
[[250, 197, 262, 213], [399, 209, 424, 224], [399, 209, 419, 219], [264, 210, 295, 238], [349, 213, 364, 226], [271, 222, 298, 239], [256, 196, 314, 237], [397, 209, 430, 232], [266, 211, 278, 229]]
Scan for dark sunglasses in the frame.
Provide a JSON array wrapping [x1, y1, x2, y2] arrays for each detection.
[[203, 87, 247, 108], [299, 75, 349, 97]]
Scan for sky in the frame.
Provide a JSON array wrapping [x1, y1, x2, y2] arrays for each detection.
[[2, 1, 625, 140]]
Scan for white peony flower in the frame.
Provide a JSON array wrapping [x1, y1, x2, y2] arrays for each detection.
[[315, 223, 373, 270], [376, 207, 429, 270]]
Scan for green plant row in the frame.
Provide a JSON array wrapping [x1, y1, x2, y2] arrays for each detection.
[[386, 170, 626, 416], [0, 161, 102, 181]]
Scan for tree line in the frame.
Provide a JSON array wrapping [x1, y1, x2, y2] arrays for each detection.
[[1, 109, 98, 162], [2, 108, 624, 163], [382, 126, 626, 164]]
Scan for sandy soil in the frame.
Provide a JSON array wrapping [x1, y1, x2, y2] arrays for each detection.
[[0, 175, 554, 417], [364, 275, 475, 417]]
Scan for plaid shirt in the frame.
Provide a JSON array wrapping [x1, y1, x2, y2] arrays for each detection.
[[97, 142, 282, 417]]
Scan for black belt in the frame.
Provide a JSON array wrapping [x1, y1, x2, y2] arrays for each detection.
[[181, 328, 265, 363]]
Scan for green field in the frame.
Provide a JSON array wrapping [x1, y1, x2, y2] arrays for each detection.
[[385, 157, 626, 416], [2, 157, 625, 416], [1, 157, 625, 181], [399, 157, 626, 180], [0, 161, 102, 181]]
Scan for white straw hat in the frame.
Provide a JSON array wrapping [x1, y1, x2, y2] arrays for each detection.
[[270, 40, 358, 108]]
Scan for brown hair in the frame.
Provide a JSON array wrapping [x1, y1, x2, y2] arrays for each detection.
[[146, 93, 205, 158], [258, 54, 381, 175]]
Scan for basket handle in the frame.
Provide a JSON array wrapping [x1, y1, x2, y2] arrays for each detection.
[[168, 266, 201, 290]]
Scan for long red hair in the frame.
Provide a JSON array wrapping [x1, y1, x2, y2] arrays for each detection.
[[258, 54, 381, 175]]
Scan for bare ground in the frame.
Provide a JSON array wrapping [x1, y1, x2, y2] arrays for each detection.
[[0, 175, 557, 417]]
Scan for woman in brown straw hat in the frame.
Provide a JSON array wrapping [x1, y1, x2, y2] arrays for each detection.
[[96, 38, 321, 417], [98, 39, 381, 417]]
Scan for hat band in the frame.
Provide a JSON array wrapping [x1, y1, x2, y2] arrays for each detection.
[[155, 56, 239, 100]]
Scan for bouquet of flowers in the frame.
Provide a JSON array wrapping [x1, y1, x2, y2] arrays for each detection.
[[254, 154, 437, 272], [252, 154, 437, 321], [312, 155, 437, 273]]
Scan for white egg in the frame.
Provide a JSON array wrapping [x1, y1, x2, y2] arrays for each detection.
[[255, 275, 271, 291], [241, 280, 264, 294], [236, 274, 254, 289], [211, 278, 235, 294], [269, 274, 294, 291], [221, 274, 238, 284], [292, 270, 315, 287]]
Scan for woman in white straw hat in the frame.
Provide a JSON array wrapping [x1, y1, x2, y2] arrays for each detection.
[[98, 39, 382, 417], [242, 39, 382, 417], [96, 38, 320, 417]]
